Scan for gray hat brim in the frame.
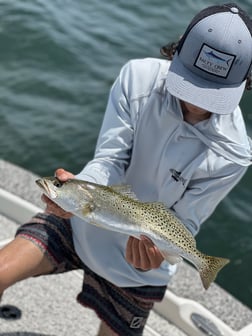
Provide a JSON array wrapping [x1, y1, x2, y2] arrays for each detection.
[[166, 54, 246, 114]]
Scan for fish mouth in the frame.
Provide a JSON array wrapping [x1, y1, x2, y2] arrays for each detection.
[[36, 178, 55, 198]]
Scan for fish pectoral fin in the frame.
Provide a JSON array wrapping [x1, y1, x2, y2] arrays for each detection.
[[82, 203, 95, 216], [161, 251, 182, 265]]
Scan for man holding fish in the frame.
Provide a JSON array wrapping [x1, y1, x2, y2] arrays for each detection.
[[1, 3, 252, 336]]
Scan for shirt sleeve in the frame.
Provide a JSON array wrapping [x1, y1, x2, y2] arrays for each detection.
[[75, 62, 134, 185], [172, 163, 248, 236]]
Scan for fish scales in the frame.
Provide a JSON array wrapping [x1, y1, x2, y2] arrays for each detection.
[[36, 177, 230, 290], [91, 185, 197, 256]]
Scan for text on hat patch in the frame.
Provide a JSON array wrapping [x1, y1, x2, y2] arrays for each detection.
[[194, 44, 235, 78]]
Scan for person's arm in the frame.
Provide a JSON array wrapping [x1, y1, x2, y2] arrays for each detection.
[[76, 61, 135, 185]]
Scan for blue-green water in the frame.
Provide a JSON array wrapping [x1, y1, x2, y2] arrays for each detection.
[[0, 0, 252, 309]]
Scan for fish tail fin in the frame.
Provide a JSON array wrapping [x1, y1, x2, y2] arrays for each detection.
[[199, 255, 230, 290]]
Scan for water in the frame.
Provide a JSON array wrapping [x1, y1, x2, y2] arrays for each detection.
[[0, 0, 252, 309]]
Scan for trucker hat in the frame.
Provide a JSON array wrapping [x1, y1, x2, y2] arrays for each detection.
[[166, 3, 252, 114]]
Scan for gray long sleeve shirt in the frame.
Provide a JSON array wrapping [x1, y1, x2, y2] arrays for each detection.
[[71, 58, 252, 287]]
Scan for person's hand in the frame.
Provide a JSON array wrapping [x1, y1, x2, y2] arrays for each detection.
[[125, 235, 164, 271], [42, 168, 74, 219]]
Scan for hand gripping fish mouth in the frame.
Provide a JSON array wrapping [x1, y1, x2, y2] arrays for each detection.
[[36, 176, 230, 290]]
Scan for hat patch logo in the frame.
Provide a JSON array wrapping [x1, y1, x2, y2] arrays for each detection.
[[194, 44, 235, 78]]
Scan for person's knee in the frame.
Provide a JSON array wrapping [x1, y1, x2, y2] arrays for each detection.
[[0, 237, 54, 292]]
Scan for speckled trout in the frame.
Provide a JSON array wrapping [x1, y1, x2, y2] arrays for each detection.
[[36, 177, 230, 289]]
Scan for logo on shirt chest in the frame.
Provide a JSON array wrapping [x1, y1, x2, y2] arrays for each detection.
[[170, 169, 186, 186]]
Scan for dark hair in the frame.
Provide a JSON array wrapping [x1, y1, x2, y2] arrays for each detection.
[[246, 76, 252, 90], [160, 40, 252, 90], [160, 41, 179, 61]]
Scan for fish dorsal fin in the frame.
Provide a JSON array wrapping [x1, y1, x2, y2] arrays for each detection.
[[110, 185, 138, 200]]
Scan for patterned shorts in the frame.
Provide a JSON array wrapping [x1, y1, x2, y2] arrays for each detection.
[[16, 213, 167, 336]]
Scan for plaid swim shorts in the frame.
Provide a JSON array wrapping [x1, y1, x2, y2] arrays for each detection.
[[16, 213, 167, 336]]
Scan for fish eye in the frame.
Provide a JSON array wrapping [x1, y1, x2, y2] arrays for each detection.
[[53, 179, 63, 188]]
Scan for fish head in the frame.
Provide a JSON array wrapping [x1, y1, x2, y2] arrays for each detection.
[[36, 177, 93, 212]]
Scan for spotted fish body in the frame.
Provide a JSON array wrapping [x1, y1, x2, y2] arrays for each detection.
[[36, 177, 230, 289]]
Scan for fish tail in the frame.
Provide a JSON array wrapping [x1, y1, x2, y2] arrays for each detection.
[[199, 255, 230, 290]]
